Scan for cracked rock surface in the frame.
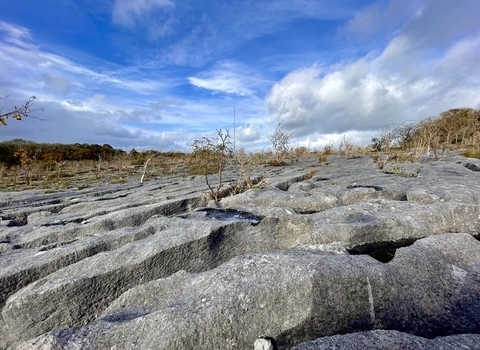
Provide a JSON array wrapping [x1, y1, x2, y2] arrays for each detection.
[[1, 154, 480, 349]]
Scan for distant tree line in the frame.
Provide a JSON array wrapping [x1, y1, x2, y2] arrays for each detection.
[[0, 139, 125, 167]]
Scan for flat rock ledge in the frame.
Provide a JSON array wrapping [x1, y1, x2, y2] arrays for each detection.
[[1, 153, 480, 349]]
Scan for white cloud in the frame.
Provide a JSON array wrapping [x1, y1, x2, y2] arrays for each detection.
[[294, 130, 377, 151], [188, 74, 252, 96], [401, 0, 480, 48], [169, 18, 220, 67], [0, 21, 44, 90], [38, 53, 163, 94], [155, 131, 191, 150], [167, 1, 356, 67], [341, 0, 480, 49], [0, 21, 36, 50], [188, 61, 270, 96], [266, 33, 480, 138], [3, 1, 480, 154], [0, 97, 184, 151], [150, 97, 185, 110], [236, 124, 261, 142], [0, 24, 164, 110], [340, 0, 422, 41], [112, 0, 177, 39], [112, 0, 174, 28], [0, 21, 176, 149]]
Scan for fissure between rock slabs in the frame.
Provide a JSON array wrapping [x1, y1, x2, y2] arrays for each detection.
[[194, 208, 264, 225], [0, 184, 140, 210], [347, 238, 418, 263], [313, 177, 330, 182], [0, 170, 316, 228], [346, 185, 384, 191], [181, 207, 425, 264], [464, 162, 480, 172]]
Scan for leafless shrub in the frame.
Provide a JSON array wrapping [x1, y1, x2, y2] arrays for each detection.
[[294, 146, 310, 159], [371, 126, 397, 153], [323, 140, 335, 155], [267, 123, 293, 164], [338, 135, 354, 156], [235, 148, 254, 189], [190, 129, 233, 202]]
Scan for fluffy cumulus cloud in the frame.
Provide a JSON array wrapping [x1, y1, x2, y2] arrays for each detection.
[[236, 124, 261, 142], [2, 1, 480, 153], [266, 0, 480, 141]]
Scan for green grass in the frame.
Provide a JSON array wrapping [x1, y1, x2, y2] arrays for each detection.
[[461, 149, 480, 159]]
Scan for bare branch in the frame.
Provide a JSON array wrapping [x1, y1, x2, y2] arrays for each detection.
[[0, 96, 45, 126], [140, 148, 163, 183]]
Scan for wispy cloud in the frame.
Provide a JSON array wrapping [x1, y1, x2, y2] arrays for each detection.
[[111, 0, 177, 40], [0, 21, 36, 50], [112, 0, 175, 28], [166, 1, 356, 67], [1, 1, 479, 153], [340, 0, 422, 41], [188, 61, 270, 96], [0, 19, 179, 150], [38, 53, 163, 94]]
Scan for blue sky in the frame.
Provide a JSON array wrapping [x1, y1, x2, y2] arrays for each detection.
[[0, 0, 479, 152]]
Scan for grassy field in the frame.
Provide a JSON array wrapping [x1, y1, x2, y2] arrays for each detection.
[[1, 107, 479, 192]]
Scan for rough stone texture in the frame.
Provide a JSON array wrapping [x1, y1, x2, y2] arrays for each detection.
[[2, 216, 280, 342], [0, 225, 156, 305], [1, 153, 480, 349], [14, 233, 480, 349], [220, 155, 480, 252], [292, 330, 480, 349]]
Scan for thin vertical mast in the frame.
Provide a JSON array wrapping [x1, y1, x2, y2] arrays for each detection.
[[233, 106, 236, 153]]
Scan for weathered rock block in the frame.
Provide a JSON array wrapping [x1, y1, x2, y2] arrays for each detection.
[[1, 154, 480, 349], [3, 215, 280, 342], [15, 233, 480, 350]]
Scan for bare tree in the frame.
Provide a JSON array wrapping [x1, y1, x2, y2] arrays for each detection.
[[394, 123, 417, 150], [190, 129, 232, 202], [415, 117, 442, 160], [0, 95, 44, 126], [267, 123, 292, 164], [14, 146, 38, 186]]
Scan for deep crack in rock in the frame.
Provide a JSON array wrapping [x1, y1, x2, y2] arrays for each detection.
[[2, 154, 480, 350]]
